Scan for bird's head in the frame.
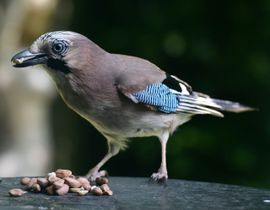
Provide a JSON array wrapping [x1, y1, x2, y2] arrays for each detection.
[[11, 31, 104, 74]]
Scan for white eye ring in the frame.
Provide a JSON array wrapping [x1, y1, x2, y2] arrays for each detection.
[[52, 41, 68, 55]]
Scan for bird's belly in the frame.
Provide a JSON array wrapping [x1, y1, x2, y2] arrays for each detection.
[[82, 107, 191, 139], [58, 86, 191, 138]]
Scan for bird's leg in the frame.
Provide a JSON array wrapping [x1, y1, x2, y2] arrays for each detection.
[[86, 141, 120, 181], [150, 132, 169, 184]]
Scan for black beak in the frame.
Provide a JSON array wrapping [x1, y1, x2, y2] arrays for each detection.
[[11, 49, 47, 68]]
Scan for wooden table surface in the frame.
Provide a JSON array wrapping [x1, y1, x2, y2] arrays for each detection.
[[1, 177, 270, 210]]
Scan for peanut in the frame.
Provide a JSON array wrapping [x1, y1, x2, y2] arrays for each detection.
[[77, 177, 90, 185], [21, 177, 31, 185], [100, 184, 113, 196], [53, 179, 65, 190], [26, 178, 37, 189], [55, 169, 72, 178], [48, 174, 60, 184], [91, 186, 103, 196], [104, 189, 113, 196], [95, 177, 108, 185], [32, 183, 41, 192], [47, 172, 56, 177], [37, 178, 49, 187], [9, 188, 27, 197], [82, 183, 91, 191], [46, 185, 55, 195], [100, 184, 110, 192], [56, 184, 69, 196], [64, 177, 81, 188]]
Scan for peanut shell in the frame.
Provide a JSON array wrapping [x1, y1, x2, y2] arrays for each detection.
[[77, 189, 89, 196]]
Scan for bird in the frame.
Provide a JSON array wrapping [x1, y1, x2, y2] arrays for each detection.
[[11, 31, 253, 183]]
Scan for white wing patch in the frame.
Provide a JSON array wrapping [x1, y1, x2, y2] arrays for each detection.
[[169, 75, 192, 95]]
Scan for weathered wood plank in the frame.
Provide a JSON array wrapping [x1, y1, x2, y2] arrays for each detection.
[[0, 177, 270, 210]]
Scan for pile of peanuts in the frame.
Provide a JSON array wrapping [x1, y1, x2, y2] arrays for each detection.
[[9, 169, 113, 197]]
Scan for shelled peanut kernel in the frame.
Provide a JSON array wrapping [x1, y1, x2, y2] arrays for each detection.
[[9, 169, 113, 197]]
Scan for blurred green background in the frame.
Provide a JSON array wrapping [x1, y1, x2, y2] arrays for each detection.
[[2, 0, 267, 188], [49, 0, 269, 188]]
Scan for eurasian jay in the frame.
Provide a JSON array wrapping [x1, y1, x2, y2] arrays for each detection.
[[11, 31, 253, 183]]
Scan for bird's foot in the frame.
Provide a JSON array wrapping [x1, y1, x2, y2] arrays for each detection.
[[149, 172, 168, 185], [86, 170, 108, 182]]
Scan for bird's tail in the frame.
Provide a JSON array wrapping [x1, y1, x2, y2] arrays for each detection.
[[176, 92, 255, 117]]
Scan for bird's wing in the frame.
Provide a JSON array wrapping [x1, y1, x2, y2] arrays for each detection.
[[117, 73, 224, 117]]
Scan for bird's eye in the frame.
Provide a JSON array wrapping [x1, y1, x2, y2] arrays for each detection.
[[52, 41, 68, 55]]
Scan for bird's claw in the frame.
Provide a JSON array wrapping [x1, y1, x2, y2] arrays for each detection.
[[149, 172, 168, 185], [86, 170, 108, 182]]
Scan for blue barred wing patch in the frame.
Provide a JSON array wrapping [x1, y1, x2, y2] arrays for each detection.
[[132, 83, 179, 113]]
